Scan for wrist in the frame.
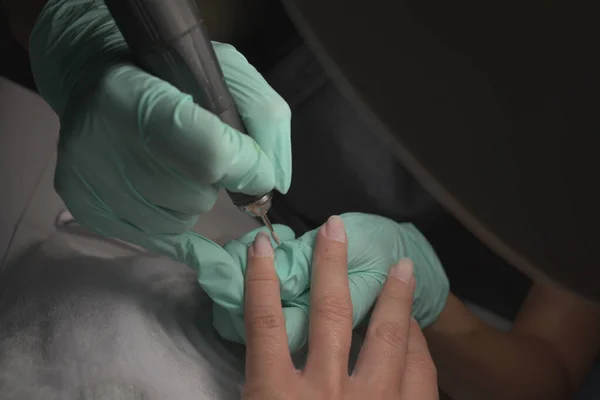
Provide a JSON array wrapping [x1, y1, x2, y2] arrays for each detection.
[[423, 293, 480, 337]]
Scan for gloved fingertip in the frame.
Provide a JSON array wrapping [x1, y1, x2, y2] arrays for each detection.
[[221, 162, 276, 196], [272, 224, 296, 242], [274, 174, 292, 195]]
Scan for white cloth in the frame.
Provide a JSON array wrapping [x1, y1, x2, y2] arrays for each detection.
[[0, 231, 245, 400]]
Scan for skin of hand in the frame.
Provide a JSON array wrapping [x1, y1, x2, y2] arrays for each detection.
[[424, 284, 600, 400], [242, 216, 439, 400], [215, 212, 449, 352]]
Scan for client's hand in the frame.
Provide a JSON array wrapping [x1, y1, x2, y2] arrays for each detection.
[[216, 213, 449, 352], [242, 216, 438, 399]]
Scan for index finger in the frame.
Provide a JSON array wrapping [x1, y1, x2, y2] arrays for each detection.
[[244, 232, 294, 381]]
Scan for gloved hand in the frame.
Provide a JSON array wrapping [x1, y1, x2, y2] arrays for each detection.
[[214, 213, 450, 352], [29, 0, 291, 255]]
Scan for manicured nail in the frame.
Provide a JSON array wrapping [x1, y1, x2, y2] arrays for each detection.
[[389, 258, 414, 284], [251, 232, 273, 258], [323, 215, 347, 242]]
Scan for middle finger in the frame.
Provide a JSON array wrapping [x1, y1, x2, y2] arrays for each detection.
[[305, 216, 353, 380]]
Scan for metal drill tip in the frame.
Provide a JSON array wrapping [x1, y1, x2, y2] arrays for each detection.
[[271, 230, 281, 246], [261, 215, 281, 246]]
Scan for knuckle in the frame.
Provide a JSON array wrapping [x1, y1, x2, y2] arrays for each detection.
[[320, 382, 345, 399], [371, 321, 408, 350], [379, 285, 413, 305], [243, 382, 284, 400], [317, 246, 346, 265], [246, 307, 284, 332], [372, 387, 402, 400], [246, 273, 278, 286], [200, 133, 231, 183], [213, 42, 238, 55], [267, 97, 292, 120], [314, 293, 353, 325], [408, 352, 438, 380], [242, 384, 264, 399], [212, 43, 250, 67], [201, 166, 224, 186], [250, 94, 292, 123]]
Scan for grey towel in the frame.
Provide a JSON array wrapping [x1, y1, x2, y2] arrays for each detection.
[[0, 232, 244, 400]]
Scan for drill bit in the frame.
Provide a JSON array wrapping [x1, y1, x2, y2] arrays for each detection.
[[260, 214, 281, 246], [236, 193, 281, 246]]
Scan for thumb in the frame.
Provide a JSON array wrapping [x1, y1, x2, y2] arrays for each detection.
[[213, 43, 293, 194], [104, 65, 277, 195]]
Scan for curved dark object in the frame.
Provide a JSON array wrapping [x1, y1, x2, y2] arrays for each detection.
[[282, 0, 600, 299]]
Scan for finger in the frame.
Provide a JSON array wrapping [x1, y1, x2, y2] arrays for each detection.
[[55, 151, 202, 236], [244, 232, 294, 381], [95, 66, 222, 218], [229, 225, 296, 247], [399, 320, 439, 400], [146, 96, 276, 195], [305, 216, 353, 380], [127, 160, 219, 217], [353, 259, 415, 388], [223, 225, 306, 304], [213, 299, 310, 356], [214, 43, 293, 194], [106, 66, 277, 196]]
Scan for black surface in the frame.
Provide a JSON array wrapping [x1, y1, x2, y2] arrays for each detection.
[[251, 35, 531, 321], [281, 0, 600, 300], [0, 15, 36, 92]]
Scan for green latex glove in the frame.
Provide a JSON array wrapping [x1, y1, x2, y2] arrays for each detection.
[[30, 0, 291, 244], [215, 213, 450, 352]]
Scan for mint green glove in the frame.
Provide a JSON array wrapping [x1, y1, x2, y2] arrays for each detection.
[[215, 213, 450, 352], [30, 0, 291, 245]]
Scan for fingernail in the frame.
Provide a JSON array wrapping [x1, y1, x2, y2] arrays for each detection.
[[389, 258, 414, 284], [251, 232, 273, 258], [323, 215, 347, 242]]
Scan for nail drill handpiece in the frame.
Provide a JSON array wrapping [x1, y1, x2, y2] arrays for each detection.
[[104, 0, 280, 243]]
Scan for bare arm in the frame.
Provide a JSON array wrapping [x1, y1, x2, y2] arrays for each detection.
[[425, 284, 600, 400]]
